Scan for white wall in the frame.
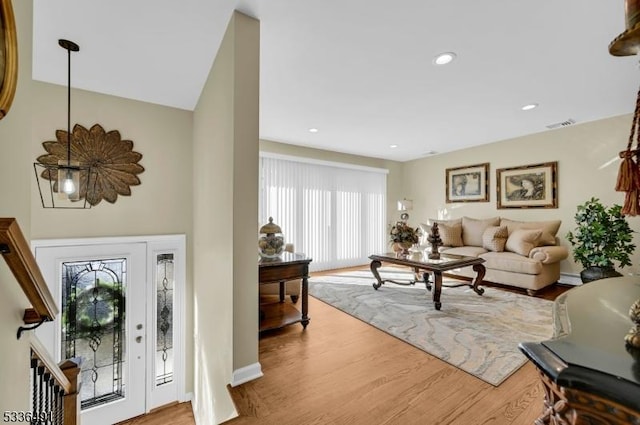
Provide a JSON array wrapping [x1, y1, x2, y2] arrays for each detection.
[[402, 113, 640, 275]]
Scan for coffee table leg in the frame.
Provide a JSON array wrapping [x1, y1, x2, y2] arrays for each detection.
[[432, 271, 442, 310], [371, 260, 384, 290], [471, 264, 486, 295], [422, 272, 432, 291]]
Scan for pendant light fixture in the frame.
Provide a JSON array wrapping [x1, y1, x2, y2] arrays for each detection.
[[33, 39, 95, 209]]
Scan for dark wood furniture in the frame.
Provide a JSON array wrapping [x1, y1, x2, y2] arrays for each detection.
[[259, 252, 312, 333], [519, 277, 640, 425], [368, 251, 486, 310]]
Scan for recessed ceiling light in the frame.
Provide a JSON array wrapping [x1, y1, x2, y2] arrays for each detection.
[[390, 144, 398, 149], [521, 103, 538, 111], [309, 128, 319, 133], [433, 52, 456, 65]]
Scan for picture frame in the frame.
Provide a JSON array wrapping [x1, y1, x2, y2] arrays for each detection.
[[445, 163, 489, 203], [496, 161, 558, 209], [0, 0, 18, 120]]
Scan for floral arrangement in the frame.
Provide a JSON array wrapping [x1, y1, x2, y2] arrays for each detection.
[[389, 221, 421, 245]]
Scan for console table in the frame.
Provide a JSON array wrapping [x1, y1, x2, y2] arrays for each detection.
[[519, 277, 640, 425], [259, 252, 311, 333]]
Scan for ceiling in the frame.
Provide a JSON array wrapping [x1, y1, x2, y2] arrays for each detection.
[[32, 1, 640, 162]]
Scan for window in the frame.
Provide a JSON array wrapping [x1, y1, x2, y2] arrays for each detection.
[[259, 154, 387, 271]]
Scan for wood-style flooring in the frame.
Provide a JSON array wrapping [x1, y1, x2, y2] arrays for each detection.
[[116, 402, 195, 425], [122, 268, 570, 425]]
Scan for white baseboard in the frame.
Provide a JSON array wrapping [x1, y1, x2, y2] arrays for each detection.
[[558, 272, 582, 286], [230, 362, 263, 387]]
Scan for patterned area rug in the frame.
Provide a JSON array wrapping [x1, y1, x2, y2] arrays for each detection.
[[308, 268, 553, 386]]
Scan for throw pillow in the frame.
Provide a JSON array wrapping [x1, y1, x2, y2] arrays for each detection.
[[482, 226, 508, 252], [461, 217, 500, 247], [500, 218, 561, 246], [438, 222, 464, 247], [421, 218, 463, 246], [505, 229, 543, 256]]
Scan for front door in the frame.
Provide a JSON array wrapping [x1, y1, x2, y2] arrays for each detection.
[[35, 242, 147, 425]]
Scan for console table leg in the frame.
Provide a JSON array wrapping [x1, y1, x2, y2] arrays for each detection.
[[371, 260, 384, 290], [471, 264, 486, 296], [279, 281, 285, 302], [301, 276, 310, 329], [433, 271, 443, 310]]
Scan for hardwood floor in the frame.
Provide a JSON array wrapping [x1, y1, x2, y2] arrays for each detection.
[[227, 281, 567, 425], [121, 268, 571, 425], [116, 402, 195, 425]]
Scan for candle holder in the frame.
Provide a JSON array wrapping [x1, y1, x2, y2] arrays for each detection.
[[427, 222, 443, 260], [625, 298, 640, 348]]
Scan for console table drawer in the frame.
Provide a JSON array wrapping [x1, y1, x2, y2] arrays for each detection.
[[259, 262, 307, 284]]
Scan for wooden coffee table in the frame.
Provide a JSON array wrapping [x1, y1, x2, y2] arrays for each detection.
[[368, 251, 486, 310]]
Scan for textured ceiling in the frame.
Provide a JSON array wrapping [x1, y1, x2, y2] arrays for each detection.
[[32, 0, 640, 161]]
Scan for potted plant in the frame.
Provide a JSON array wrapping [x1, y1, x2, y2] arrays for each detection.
[[566, 197, 636, 283], [389, 221, 421, 255]]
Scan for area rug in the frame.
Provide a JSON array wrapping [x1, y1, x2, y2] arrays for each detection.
[[308, 268, 554, 386]]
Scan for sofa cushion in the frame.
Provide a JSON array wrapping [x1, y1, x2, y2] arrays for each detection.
[[482, 225, 508, 252], [438, 222, 463, 247], [441, 246, 488, 257], [478, 251, 543, 275], [461, 217, 500, 247], [419, 218, 463, 245], [505, 229, 542, 256], [500, 218, 561, 246]]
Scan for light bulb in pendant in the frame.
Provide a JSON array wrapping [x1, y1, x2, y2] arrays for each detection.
[[62, 174, 75, 195]]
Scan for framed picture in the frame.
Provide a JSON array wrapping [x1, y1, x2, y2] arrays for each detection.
[[0, 0, 18, 120], [496, 161, 558, 209], [445, 163, 489, 203]]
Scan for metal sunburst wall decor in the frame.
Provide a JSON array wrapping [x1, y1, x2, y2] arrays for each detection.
[[36, 123, 144, 206]]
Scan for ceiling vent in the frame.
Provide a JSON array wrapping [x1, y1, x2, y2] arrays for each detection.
[[546, 119, 576, 129]]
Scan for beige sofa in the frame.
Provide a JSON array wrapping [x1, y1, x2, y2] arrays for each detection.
[[417, 217, 569, 295]]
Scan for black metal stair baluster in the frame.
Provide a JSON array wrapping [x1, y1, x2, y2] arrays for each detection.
[[31, 357, 38, 424], [48, 376, 54, 424], [55, 386, 63, 425], [37, 366, 45, 424], [43, 372, 50, 424]]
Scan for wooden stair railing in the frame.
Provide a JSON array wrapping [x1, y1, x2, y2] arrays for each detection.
[[30, 338, 81, 425], [1, 217, 81, 424], [0, 217, 58, 337]]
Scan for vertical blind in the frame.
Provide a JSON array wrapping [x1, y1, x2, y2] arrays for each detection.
[[259, 154, 387, 271]]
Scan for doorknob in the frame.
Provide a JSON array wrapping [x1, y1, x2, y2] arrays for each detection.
[[136, 336, 143, 343], [136, 324, 143, 330]]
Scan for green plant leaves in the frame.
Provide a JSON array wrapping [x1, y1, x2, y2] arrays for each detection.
[[566, 197, 636, 270]]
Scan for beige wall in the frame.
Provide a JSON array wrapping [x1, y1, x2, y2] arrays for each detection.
[[192, 11, 259, 424], [0, 0, 36, 416], [260, 140, 405, 227], [27, 79, 195, 398], [2, 0, 196, 415], [403, 113, 640, 275], [29, 82, 193, 240]]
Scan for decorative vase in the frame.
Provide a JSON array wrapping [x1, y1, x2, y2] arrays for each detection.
[[580, 266, 623, 283], [258, 217, 285, 259], [392, 241, 412, 256]]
